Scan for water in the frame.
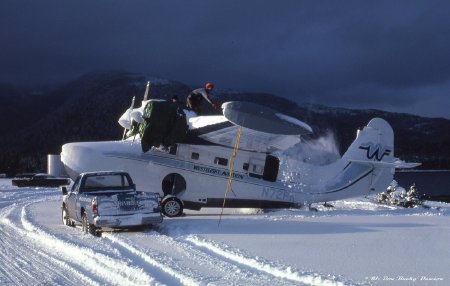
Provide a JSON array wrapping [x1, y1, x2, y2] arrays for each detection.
[[394, 170, 450, 199]]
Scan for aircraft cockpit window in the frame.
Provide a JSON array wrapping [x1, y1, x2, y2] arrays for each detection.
[[214, 157, 228, 166], [191, 152, 199, 160]]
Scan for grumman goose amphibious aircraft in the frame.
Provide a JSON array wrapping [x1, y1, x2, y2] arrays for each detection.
[[61, 95, 418, 217]]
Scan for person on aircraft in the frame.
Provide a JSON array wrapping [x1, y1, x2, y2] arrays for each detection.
[[171, 95, 184, 107], [171, 95, 180, 104], [186, 82, 217, 114]]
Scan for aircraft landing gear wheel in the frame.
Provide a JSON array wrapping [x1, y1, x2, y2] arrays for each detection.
[[162, 197, 183, 217]]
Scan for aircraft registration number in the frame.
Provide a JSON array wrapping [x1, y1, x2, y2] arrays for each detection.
[[261, 187, 294, 202]]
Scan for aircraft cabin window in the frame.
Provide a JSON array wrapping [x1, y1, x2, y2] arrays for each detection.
[[252, 164, 264, 174], [214, 157, 228, 166], [191, 152, 199, 160]]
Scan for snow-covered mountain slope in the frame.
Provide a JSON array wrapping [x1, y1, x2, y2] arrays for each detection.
[[1, 179, 449, 285]]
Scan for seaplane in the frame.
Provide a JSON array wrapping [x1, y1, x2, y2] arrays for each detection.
[[60, 82, 419, 217]]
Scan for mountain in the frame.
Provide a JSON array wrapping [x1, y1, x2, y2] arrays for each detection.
[[1, 71, 449, 175]]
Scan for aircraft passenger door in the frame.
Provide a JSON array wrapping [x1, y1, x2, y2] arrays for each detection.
[[262, 155, 280, 182]]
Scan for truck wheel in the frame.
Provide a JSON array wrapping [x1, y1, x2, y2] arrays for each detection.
[[162, 197, 183, 217], [61, 207, 74, 227], [82, 213, 99, 236]]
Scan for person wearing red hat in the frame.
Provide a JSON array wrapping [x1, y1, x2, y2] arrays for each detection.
[[186, 82, 217, 114]]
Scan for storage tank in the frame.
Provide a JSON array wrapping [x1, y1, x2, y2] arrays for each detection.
[[47, 154, 67, 177]]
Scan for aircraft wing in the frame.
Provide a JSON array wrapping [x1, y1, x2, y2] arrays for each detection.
[[187, 101, 313, 152], [222, 101, 312, 135], [119, 99, 313, 153]]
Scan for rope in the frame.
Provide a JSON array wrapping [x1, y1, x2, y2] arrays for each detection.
[[218, 126, 243, 226]]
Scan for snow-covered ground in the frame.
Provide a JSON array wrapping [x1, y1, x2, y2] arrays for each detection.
[[1, 178, 449, 286]]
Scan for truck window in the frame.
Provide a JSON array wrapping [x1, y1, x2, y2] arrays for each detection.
[[84, 174, 132, 189]]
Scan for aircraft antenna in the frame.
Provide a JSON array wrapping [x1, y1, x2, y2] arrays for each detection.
[[122, 96, 136, 140], [143, 81, 151, 101], [218, 126, 243, 226]]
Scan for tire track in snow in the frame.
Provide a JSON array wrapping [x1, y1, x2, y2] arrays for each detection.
[[185, 235, 353, 286], [4, 192, 171, 286], [0, 221, 89, 286], [0, 188, 58, 209], [8, 195, 290, 286], [0, 226, 32, 285], [19, 204, 157, 286], [1, 193, 159, 285], [104, 233, 199, 286], [105, 231, 301, 286], [1, 191, 93, 286], [34, 250, 101, 286]]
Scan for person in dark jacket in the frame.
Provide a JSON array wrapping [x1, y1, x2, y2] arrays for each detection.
[[186, 82, 217, 114], [171, 95, 184, 107], [171, 95, 180, 103]]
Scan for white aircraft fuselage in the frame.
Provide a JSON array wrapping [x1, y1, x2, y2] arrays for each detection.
[[61, 116, 401, 211]]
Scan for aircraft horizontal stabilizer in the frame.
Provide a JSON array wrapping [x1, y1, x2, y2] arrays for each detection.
[[393, 160, 421, 169], [349, 159, 420, 169]]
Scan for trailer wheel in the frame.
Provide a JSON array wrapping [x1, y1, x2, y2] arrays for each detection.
[[82, 213, 99, 236], [162, 197, 183, 217]]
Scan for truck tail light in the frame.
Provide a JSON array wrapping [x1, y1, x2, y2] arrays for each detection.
[[92, 198, 98, 215]]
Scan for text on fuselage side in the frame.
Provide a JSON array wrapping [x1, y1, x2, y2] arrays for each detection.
[[193, 165, 244, 180]]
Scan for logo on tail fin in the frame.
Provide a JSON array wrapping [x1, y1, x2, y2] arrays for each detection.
[[359, 143, 392, 161]]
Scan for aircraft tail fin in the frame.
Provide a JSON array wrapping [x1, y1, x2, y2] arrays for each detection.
[[342, 118, 394, 163], [295, 119, 395, 203], [340, 118, 396, 194], [297, 118, 420, 203]]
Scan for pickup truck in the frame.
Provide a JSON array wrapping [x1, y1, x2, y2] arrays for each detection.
[[61, 171, 163, 236]]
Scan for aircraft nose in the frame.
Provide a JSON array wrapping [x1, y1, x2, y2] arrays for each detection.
[[61, 142, 98, 179]]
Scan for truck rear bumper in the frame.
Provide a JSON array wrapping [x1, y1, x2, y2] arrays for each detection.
[[93, 212, 163, 228]]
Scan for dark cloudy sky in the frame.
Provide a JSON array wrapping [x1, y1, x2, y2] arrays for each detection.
[[1, 1, 450, 119]]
